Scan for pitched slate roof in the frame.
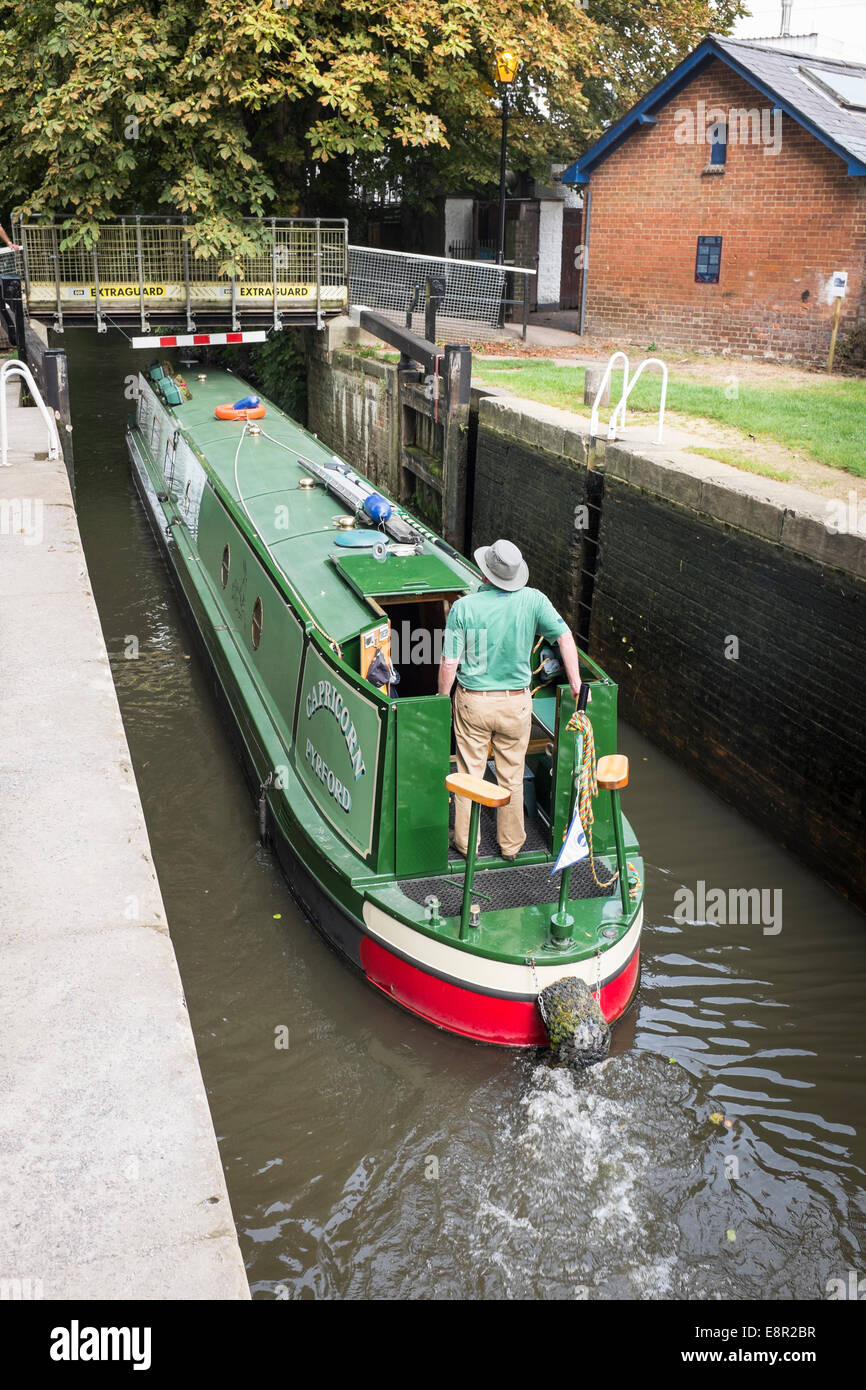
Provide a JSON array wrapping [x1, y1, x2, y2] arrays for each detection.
[[561, 35, 866, 184]]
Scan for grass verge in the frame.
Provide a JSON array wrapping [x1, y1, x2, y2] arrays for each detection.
[[683, 446, 793, 483], [471, 360, 866, 478]]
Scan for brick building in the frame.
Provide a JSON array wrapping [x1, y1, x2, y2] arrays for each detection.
[[562, 36, 866, 363]]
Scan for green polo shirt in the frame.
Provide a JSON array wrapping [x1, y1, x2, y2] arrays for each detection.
[[443, 584, 569, 690]]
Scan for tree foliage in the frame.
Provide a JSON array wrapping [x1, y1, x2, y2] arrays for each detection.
[[0, 0, 746, 257]]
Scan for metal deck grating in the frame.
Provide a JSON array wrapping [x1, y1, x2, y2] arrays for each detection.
[[399, 858, 617, 917], [448, 796, 548, 857]]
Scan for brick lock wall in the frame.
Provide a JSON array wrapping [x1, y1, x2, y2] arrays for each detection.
[[585, 59, 866, 363], [471, 409, 588, 623], [589, 480, 866, 903]]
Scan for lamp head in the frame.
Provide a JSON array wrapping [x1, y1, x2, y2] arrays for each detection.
[[495, 48, 519, 85]]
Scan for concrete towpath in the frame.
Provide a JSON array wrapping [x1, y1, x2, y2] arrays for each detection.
[[0, 373, 249, 1299]]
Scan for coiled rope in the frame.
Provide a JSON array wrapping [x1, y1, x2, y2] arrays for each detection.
[[566, 708, 641, 900]]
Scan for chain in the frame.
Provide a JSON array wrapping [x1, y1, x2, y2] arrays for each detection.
[[526, 951, 539, 998], [593, 945, 602, 1007]]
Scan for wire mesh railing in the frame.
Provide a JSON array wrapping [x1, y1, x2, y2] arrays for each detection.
[[348, 245, 535, 342]]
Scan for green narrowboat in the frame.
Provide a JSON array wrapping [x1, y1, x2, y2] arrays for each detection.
[[126, 361, 644, 1046]]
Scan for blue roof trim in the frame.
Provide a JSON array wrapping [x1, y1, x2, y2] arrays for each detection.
[[561, 36, 866, 184], [561, 40, 718, 184]]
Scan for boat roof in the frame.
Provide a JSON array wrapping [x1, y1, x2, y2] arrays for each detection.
[[161, 367, 479, 643]]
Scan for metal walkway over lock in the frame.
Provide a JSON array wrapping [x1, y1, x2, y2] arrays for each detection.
[[11, 216, 349, 334], [8, 218, 535, 345]]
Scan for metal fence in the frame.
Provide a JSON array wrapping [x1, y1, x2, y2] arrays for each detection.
[[348, 245, 535, 342], [14, 217, 348, 329]]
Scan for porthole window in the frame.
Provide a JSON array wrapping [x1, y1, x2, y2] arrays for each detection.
[[220, 544, 230, 588], [251, 597, 263, 650]]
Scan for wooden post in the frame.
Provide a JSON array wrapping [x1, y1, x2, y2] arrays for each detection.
[[441, 343, 471, 552], [597, 754, 631, 915], [826, 296, 842, 374], [396, 359, 421, 507]]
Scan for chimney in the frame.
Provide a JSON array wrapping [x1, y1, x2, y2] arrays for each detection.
[[780, 0, 793, 37]]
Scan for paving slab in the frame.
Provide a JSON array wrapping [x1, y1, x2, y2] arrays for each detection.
[[0, 382, 249, 1299]]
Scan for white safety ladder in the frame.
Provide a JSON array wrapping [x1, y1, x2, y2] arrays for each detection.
[[0, 359, 62, 467], [590, 352, 668, 446]]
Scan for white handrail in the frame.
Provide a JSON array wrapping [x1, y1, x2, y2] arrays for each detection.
[[1, 360, 62, 467], [589, 351, 629, 439], [608, 356, 668, 446]]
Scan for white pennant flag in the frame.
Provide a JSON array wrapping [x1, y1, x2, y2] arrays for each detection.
[[551, 807, 590, 875]]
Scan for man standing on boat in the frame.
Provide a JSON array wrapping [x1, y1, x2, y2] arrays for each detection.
[[438, 538, 583, 861]]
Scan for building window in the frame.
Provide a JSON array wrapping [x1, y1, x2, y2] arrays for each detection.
[[220, 544, 230, 588], [710, 119, 727, 166], [251, 597, 263, 650], [695, 236, 722, 284]]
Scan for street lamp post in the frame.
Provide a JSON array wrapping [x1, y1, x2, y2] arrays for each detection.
[[495, 48, 519, 266]]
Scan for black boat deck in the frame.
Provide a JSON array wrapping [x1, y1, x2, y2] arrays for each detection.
[[447, 796, 549, 856], [399, 858, 616, 916]]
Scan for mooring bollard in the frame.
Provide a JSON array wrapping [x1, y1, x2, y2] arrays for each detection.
[[584, 365, 610, 409]]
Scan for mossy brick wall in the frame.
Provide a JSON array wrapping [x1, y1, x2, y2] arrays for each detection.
[[585, 59, 866, 364], [306, 346, 398, 498], [588, 459, 866, 906], [470, 396, 589, 622]]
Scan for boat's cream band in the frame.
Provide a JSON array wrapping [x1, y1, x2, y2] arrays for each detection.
[[304, 740, 352, 812], [305, 680, 367, 781]]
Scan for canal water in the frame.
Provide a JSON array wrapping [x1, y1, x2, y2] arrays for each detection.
[[65, 328, 865, 1300]]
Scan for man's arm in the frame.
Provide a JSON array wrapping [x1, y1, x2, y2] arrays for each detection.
[[557, 631, 583, 701], [438, 657, 461, 696]]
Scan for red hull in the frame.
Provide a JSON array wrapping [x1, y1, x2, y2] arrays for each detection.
[[360, 936, 640, 1047]]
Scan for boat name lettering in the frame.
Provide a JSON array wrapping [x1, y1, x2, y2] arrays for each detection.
[[305, 679, 366, 781], [305, 739, 352, 811]]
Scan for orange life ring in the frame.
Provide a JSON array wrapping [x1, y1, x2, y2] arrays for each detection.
[[214, 403, 266, 421]]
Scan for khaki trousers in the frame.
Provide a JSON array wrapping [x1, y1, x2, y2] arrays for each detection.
[[452, 687, 532, 858]]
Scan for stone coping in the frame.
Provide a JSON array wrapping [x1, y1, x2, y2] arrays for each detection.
[[477, 392, 866, 581]]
